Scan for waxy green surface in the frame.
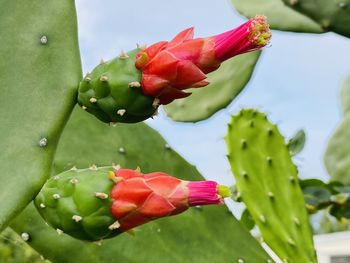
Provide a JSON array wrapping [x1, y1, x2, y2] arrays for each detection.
[[12, 107, 272, 263], [325, 75, 350, 184], [78, 49, 156, 124], [0, 0, 81, 230], [226, 109, 316, 262]]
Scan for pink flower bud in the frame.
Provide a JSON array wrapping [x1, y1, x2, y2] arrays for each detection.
[[135, 15, 271, 104], [110, 169, 231, 231]]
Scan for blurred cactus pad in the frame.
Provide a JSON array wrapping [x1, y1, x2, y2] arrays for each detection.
[[164, 52, 260, 122], [231, 0, 350, 37], [325, 75, 350, 184]]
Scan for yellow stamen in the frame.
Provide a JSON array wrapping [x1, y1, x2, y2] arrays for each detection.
[[217, 185, 231, 198]]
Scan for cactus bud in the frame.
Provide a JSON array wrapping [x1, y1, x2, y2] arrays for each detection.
[[135, 15, 270, 104], [34, 167, 230, 241], [78, 16, 270, 123]]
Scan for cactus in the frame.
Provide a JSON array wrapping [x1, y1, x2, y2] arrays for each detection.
[[11, 107, 272, 263], [0, 228, 44, 263], [340, 75, 350, 114], [233, 177, 350, 231], [281, 0, 350, 38], [287, 129, 306, 156], [324, 115, 350, 184], [0, 0, 81, 231], [230, 0, 323, 33], [300, 179, 350, 220], [3, 0, 339, 261], [34, 167, 230, 241], [78, 16, 270, 123], [226, 109, 316, 262], [231, 0, 350, 37], [164, 51, 260, 122], [325, 75, 350, 184]]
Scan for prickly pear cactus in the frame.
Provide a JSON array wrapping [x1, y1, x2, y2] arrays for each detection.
[[340, 75, 350, 114], [300, 179, 350, 220], [78, 49, 156, 123], [0, 0, 81, 230], [164, 52, 260, 122], [281, 0, 350, 37], [232, 0, 350, 37], [79, 17, 270, 124], [34, 165, 231, 242], [287, 129, 306, 156], [231, 0, 323, 34], [325, 75, 350, 184], [11, 107, 272, 263], [226, 109, 317, 262]]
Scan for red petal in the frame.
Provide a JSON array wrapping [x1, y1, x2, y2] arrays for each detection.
[[111, 200, 137, 218], [192, 79, 210, 88], [138, 193, 175, 217], [119, 212, 150, 230], [143, 172, 169, 179], [173, 60, 206, 88], [141, 74, 170, 97], [168, 27, 194, 47], [168, 186, 189, 213], [145, 175, 182, 196], [168, 38, 204, 61], [145, 51, 179, 79], [111, 178, 152, 205], [157, 87, 191, 105], [143, 41, 168, 61], [115, 169, 142, 180]]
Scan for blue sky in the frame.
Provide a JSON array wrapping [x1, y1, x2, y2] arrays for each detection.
[[75, 0, 350, 191]]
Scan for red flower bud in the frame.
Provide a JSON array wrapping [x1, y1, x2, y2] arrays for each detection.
[[135, 15, 271, 104], [110, 169, 231, 231]]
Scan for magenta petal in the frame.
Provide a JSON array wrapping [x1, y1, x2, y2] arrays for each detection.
[[214, 15, 271, 62], [187, 181, 223, 206]]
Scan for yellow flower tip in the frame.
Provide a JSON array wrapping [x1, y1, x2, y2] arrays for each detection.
[[217, 185, 232, 198], [108, 171, 116, 180], [249, 15, 271, 47]]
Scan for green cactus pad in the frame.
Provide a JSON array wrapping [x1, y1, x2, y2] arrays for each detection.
[[340, 75, 350, 114], [231, 0, 323, 34], [300, 179, 333, 213], [325, 115, 350, 184], [12, 107, 272, 263], [287, 129, 306, 156], [34, 167, 120, 241], [78, 49, 157, 123], [226, 109, 316, 262], [300, 179, 350, 220], [325, 75, 350, 184], [231, 0, 350, 37], [0, 0, 81, 230], [164, 52, 260, 122], [281, 0, 350, 38]]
